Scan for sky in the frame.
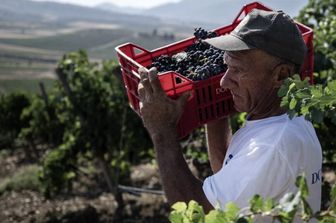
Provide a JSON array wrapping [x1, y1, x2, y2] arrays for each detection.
[[32, 0, 182, 8]]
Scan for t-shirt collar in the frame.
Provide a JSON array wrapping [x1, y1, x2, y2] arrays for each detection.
[[245, 113, 288, 126]]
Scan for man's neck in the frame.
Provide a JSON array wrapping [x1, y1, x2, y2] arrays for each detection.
[[247, 108, 286, 120], [247, 92, 287, 120]]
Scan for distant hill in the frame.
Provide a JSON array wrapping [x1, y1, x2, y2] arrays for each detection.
[[0, 0, 196, 63], [95, 1, 217, 28], [96, 0, 308, 29], [144, 0, 308, 28], [0, 0, 161, 28], [96, 2, 141, 15]]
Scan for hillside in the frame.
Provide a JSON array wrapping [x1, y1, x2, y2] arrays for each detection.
[[0, 0, 160, 27], [95, 2, 141, 15], [0, 0, 194, 93]]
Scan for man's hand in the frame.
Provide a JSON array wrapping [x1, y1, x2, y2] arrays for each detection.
[[137, 67, 190, 137]]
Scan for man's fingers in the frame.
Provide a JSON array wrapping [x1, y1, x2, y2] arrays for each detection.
[[138, 67, 153, 95], [137, 83, 146, 101], [148, 67, 164, 94], [177, 91, 191, 108], [138, 67, 148, 81]]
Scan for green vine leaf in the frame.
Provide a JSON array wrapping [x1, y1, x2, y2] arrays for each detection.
[[249, 194, 263, 213]]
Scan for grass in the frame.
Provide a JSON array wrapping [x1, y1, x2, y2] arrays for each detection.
[[0, 58, 50, 69], [0, 49, 59, 81], [0, 66, 52, 74], [0, 59, 55, 77], [0, 149, 10, 160], [89, 34, 180, 60], [0, 79, 55, 94], [0, 165, 42, 195]]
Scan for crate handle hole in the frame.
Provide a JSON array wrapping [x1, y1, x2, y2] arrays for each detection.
[[134, 48, 145, 56], [175, 77, 185, 84]]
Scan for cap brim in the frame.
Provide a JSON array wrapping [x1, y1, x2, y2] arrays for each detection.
[[203, 34, 255, 51]]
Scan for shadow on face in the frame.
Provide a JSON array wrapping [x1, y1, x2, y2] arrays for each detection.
[[221, 49, 296, 116]]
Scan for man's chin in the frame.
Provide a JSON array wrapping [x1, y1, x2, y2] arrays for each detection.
[[232, 98, 246, 112]]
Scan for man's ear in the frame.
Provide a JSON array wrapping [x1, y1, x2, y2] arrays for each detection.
[[272, 64, 294, 88]]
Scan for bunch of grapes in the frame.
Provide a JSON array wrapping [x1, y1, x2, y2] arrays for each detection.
[[194, 27, 217, 40], [147, 28, 227, 81]]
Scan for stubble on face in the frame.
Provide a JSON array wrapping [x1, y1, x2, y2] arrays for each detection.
[[223, 50, 285, 119]]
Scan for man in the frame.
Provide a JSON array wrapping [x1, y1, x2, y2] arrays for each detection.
[[137, 9, 322, 216]]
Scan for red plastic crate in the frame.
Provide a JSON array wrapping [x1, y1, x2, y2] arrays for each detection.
[[115, 1, 314, 138]]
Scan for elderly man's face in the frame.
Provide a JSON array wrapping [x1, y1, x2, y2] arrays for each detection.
[[221, 49, 281, 118]]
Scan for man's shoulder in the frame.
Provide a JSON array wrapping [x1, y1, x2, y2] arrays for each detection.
[[243, 115, 314, 140], [230, 114, 320, 155], [233, 115, 317, 152], [279, 116, 319, 145]]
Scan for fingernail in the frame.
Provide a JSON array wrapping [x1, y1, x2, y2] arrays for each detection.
[[138, 67, 147, 76], [149, 68, 157, 80], [149, 67, 157, 73]]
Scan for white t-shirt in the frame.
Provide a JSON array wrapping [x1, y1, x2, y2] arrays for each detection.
[[203, 114, 322, 214]]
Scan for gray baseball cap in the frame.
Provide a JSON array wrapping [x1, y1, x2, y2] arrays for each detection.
[[204, 9, 307, 65]]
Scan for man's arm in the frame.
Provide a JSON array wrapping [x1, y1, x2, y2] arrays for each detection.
[[151, 128, 213, 212], [137, 67, 213, 212], [205, 118, 232, 173]]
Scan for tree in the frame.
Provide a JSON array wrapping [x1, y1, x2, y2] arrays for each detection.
[[292, 0, 336, 163]]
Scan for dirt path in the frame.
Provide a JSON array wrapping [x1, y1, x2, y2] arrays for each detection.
[[0, 70, 56, 80], [0, 43, 62, 57]]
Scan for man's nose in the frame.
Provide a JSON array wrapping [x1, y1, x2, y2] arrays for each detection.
[[220, 69, 236, 89]]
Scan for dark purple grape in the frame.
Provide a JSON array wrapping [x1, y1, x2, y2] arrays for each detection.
[[147, 27, 226, 81]]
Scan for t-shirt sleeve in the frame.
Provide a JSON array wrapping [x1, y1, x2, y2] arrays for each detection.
[[202, 144, 294, 209]]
